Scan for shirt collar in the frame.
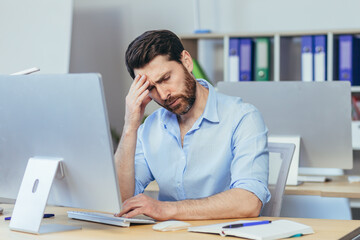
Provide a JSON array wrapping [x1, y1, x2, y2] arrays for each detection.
[[198, 79, 219, 123], [161, 79, 219, 128]]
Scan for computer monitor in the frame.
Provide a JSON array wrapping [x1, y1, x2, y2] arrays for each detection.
[[0, 73, 121, 233], [217, 81, 353, 169]]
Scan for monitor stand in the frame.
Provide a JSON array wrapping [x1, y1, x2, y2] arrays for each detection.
[[9, 157, 81, 234]]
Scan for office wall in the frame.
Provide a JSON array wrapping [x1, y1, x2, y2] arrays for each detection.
[[0, 0, 73, 74], [70, 0, 194, 136], [70, 0, 360, 136]]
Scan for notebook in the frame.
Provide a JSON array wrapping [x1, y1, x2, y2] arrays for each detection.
[[188, 220, 314, 240]]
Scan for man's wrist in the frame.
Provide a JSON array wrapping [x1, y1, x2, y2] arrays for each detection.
[[122, 124, 139, 136], [164, 201, 178, 220]]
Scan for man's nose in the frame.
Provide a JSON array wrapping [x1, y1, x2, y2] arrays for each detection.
[[157, 85, 169, 101]]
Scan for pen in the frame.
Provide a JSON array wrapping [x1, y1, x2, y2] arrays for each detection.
[[5, 213, 54, 221], [222, 220, 272, 229], [10, 67, 40, 75]]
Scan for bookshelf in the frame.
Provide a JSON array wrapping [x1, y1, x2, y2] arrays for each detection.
[[180, 29, 360, 88], [180, 30, 360, 153], [353, 86, 360, 93]]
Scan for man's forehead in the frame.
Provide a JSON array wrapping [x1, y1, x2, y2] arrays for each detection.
[[134, 57, 177, 82], [133, 68, 169, 83]]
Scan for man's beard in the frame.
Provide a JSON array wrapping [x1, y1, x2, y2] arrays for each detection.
[[158, 66, 196, 115]]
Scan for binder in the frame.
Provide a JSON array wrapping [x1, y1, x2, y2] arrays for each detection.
[[239, 38, 253, 81], [339, 35, 360, 86], [255, 38, 270, 81], [301, 36, 314, 82], [352, 95, 360, 120], [351, 96, 360, 121], [314, 35, 327, 82], [229, 38, 240, 82], [192, 58, 211, 84]]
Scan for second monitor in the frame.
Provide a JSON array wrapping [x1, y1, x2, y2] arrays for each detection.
[[217, 81, 353, 169]]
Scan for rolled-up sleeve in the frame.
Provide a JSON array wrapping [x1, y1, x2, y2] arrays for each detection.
[[133, 126, 154, 196], [230, 108, 271, 206]]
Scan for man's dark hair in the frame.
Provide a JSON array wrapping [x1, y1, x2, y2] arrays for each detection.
[[125, 30, 185, 79]]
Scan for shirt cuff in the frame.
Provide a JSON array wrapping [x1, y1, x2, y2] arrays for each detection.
[[230, 179, 271, 207], [134, 178, 145, 196]]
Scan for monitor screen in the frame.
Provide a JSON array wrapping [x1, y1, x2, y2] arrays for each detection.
[[0, 73, 121, 213], [217, 81, 353, 169]]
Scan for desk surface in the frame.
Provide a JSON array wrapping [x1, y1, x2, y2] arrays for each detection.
[[146, 176, 360, 199], [0, 204, 360, 239], [285, 175, 360, 198]]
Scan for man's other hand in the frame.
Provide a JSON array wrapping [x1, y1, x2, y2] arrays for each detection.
[[124, 74, 152, 130], [115, 194, 176, 221]]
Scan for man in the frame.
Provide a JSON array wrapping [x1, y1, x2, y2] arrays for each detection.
[[115, 30, 270, 221]]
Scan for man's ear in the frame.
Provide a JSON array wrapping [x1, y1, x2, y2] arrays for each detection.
[[181, 50, 193, 73]]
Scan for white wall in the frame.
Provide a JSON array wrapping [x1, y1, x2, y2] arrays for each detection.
[[70, 0, 360, 136], [0, 0, 73, 74], [70, 0, 195, 135]]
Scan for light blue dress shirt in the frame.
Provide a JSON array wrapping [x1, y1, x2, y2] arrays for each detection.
[[134, 79, 270, 206]]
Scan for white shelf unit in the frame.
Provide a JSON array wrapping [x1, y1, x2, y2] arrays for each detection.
[[180, 29, 360, 90], [352, 86, 360, 93], [181, 31, 360, 153]]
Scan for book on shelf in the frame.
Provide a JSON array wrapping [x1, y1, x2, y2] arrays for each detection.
[[301, 35, 327, 82], [352, 95, 360, 120], [229, 38, 240, 82], [239, 38, 253, 81], [255, 38, 270, 81], [228, 38, 253, 82], [314, 35, 327, 82], [301, 36, 314, 82], [338, 35, 360, 86]]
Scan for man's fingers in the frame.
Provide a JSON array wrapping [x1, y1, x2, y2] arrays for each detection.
[[137, 79, 150, 93], [129, 74, 142, 94], [123, 207, 143, 219], [134, 75, 147, 90], [134, 81, 150, 101], [128, 75, 149, 106], [136, 89, 150, 106], [116, 204, 137, 217], [130, 74, 146, 95], [117, 195, 144, 216], [142, 95, 152, 107]]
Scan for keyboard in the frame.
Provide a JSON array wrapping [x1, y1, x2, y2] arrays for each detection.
[[297, 175, 331, 183], [67, 211, 156, 227]]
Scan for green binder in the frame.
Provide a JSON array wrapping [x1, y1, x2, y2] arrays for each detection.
[[255, 38, 271, 81], [192, 58, 212, 85]]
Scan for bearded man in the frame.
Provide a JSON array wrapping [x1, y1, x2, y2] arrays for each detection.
[[115, 30, 270, 220]]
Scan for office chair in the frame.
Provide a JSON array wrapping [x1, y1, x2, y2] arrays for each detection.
[[262, 142, 295, 217]]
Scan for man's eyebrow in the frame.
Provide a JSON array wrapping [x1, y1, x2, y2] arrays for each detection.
[[154, 71, 171, 84]]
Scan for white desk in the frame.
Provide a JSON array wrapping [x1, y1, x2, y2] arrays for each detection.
[[1, 204, 360, 239]]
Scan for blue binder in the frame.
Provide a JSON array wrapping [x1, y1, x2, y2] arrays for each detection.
[[229, 38, 240, 82], [313, 35, 327, 82], [239, 38, 253, 81], [301, 36, 314, 81], [339, 35, 360, 85]]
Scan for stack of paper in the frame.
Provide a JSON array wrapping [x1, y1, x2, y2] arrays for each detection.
[[188, 220, 314, 240]]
